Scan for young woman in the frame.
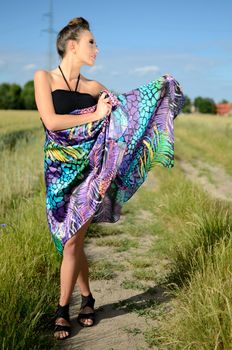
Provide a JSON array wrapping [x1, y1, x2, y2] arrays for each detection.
[[34, 16, 184, 342], [34, 17, 111, 340]]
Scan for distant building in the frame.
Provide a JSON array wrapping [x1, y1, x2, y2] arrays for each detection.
[[216, 103, 232, 116]]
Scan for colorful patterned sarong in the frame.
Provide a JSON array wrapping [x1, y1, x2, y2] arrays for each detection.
[[44, 74, 185, 254]]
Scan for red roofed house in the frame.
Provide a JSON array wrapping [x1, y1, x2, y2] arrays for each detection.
[[216, 103, 232, 116]]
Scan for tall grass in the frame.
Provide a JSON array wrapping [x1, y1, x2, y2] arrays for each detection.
[[0, 110, 60, 349], [159, 235, 232, 349], [0, 129, 44, 219], [0, 110, 40, 134], [175, 114, 232, 175], [140, 162, 232, 349], [148, 115, 232, 349], [166, 201, 232, 288], [0, 110, 44, 219], [0, 187, 60, 350]]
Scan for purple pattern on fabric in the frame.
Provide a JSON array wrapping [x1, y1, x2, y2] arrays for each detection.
[[43, 74, 185, 254]]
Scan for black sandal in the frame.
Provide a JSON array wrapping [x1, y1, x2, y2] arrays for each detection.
[[54, 303, 71, 340], [77, 292, 95, 327]]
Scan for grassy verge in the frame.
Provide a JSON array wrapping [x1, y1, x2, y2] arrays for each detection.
[[0, 180, 60, 350], [0, 110, 60, 349], [0, 129, 44, 219], [0, 110, 43, 219], [157, 236, 232, 350], [175, 114, 232, 175]]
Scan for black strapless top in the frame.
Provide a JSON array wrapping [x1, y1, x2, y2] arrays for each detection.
[[52, 89, 98, 114]]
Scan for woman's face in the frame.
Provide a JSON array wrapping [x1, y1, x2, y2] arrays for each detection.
[[75, 30, 99, 66]]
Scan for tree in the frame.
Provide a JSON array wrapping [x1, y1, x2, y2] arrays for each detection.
[[219, 99, 229, 104], [182, 95, 191, 113], [194, 96, 216, 114], [8, 83, 23, 109], [0, 83, 11, 109], [21, 80, 37, 110]]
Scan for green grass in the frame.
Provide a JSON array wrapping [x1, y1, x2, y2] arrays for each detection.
[[120, 278, 147, 291], [86, 222, 125, 239], [1, 111, 232, 349], [122, 326, 143, 335], [0, 186, 60, 350], [96, 236, 139, 252], [0, 129, 44, 219], [175, 114, 232, 175], [132, 268, 158, 281], [0, 110, 60, 349], [127, 257, 152, 268], [89, 259, 124, 280], [158, 236, 232, 349], [165, 201, 232, 288], [0, 110, 44, 219], [0, 110, 40, 134]]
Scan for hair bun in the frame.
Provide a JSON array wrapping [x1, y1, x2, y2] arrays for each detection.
[[56, 17, 90, 58], [68, 17, 89, 27]]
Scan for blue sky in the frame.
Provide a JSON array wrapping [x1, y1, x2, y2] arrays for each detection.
[[0, 0, 231, 102]]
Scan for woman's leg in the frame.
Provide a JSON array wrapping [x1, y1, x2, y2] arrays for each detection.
[[76, 248, 94, 326], [76, 215, 95, 326], [54, 216, 93, 339], [76, 248, 91, 295]]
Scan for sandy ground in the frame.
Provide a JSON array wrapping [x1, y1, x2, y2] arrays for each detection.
[[179, 159, 232, 202], [60, 176, 168, 350], [59, 230, 169, 350]]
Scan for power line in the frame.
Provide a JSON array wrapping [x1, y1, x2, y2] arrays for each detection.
[[41, 0, 57, 70]]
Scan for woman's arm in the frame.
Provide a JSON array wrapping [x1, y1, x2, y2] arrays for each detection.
[[34, 70, 106, 131]]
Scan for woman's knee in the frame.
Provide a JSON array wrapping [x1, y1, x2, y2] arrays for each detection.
[[64, 217, 93, 256], [64, 229, 87, 256], [64, 235, 82, 256]]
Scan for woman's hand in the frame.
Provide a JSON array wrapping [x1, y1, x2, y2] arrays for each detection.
[[94, 92, 112, 120]]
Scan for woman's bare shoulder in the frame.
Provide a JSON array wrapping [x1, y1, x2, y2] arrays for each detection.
[[34, 70, 54, 93], [88, 79, 109, 94], [34, 69, 48, 77], [80, 74, 107, 88], [94, 80, 108, 91], [34, 70, 51, 83]]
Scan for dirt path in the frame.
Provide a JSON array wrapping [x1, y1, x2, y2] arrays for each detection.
[[60, 226, 170, 350], [179, 159, 232, 202], [60, 178, 169, 350]]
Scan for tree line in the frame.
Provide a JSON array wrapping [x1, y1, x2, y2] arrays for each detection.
[[0, 81, 230, 113], [0, 81, 36, 109], [182, 95, 230, 114]]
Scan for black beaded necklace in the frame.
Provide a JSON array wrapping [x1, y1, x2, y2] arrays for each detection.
[[58, 65, 80, 92]]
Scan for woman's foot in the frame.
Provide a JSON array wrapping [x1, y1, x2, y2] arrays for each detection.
[[54, 304, 71, 340], [78, 305, 95, 326], [77, 292, 95, 327], [54, 318, 71, 339]]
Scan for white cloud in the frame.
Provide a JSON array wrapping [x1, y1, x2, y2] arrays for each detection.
[[23, 63, 36, 70], [88, 64, 104, 74], [129, 65, 160, 76], [0, 47, 231, 101]]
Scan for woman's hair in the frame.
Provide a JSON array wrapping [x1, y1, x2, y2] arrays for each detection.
[[56, 17, 90, 58]]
